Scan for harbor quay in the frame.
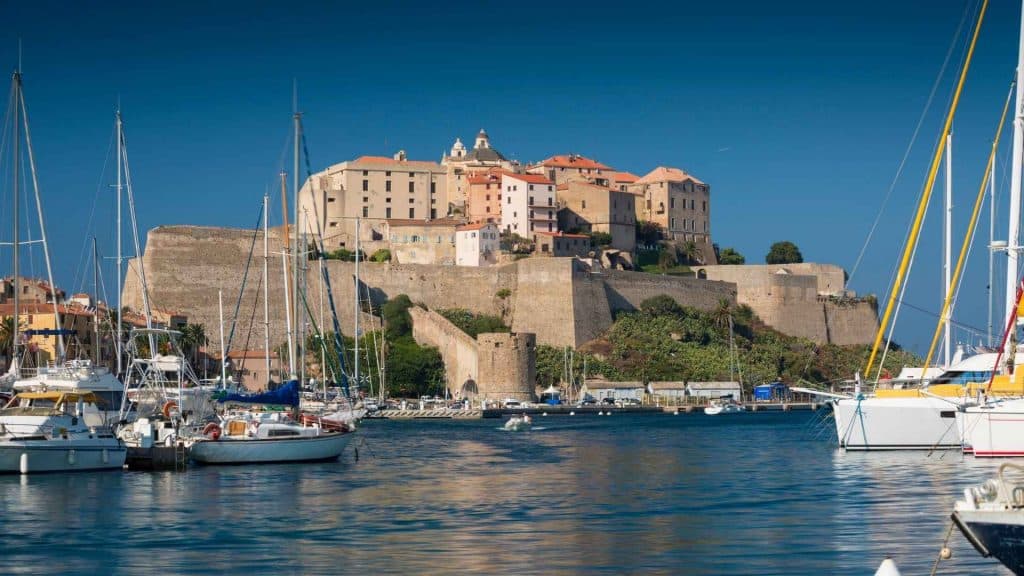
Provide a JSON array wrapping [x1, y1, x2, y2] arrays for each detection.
[[368, 402, 824, 419]]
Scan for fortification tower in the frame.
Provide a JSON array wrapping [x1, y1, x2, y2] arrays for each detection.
[[477, 332, 536, 401]]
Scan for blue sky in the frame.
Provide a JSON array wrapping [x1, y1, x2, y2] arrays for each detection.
[[0, 0, 1021, 356]]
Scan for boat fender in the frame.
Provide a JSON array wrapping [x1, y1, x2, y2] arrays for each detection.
[[203, 422, 222, 440], [162, 400, 178, 420]]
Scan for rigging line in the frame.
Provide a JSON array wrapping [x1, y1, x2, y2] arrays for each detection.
[[847, 0, 975, 288], [69, 122, 116, 296], [237, 266, 263, 369], [893, 298, 989, 337], [224, 204, 264, 357], [865, 0, 989, 377]]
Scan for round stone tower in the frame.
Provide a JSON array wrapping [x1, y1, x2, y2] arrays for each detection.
[[476, 332, 536, 401]]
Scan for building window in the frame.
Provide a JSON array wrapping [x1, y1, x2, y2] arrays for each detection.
[[408, 181, 415, 193], [431, 198, 436, 204], [507, 197, 511, 204], [386, 181, 392, 192], [363, 170, 368, 176], [409, 198, 415, 204], [386, 171, 391, 176], [703, 200, 707, 212], [362, 196, 368, 203], [431, 182, 436, 194], [486, 194, 490, 201], [548, 186, 552, 192], [362, 180, 368, 191], [582, 200, 587, 209], [431, 208, 437, 219], [327, 197, 335, 203], [486, 206, 490, 213], [362, 206, 368, 217], [547, 222, 552, 232], [691, 199, 695, 210], [670, 217, 676, 229], [530, 223, 535, 231], [329, 222, 337, 227], [670, 197, 675, 209], [529, 184, 534, 191], [409, 208, 415, 218], [529, 196, 534, 205], [548, 210, 552, 219], [386, 207, 391, 218], [386, 197, 391, 203], [530, 210, 535, 219]]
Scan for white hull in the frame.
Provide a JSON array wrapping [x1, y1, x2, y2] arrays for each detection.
[[189, 431, 353, 464], [832, 396, 962, 450], [704, 405, 743, 415], [0, 437, 126, 473], [960, 400, 1024, 457]]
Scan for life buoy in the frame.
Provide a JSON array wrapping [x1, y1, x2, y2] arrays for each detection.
[[161, 400, 178, 420], [202, 422, 222, 440]]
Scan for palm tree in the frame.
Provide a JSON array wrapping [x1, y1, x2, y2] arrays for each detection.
[[179, 323, 208, 367], [0, 316, 22, 361], [710, 298, 733, 331]]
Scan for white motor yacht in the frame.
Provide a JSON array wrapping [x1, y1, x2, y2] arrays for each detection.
[[0, 391, 126, 473], [704, 398, 743, 415], [953, 463, 1024, 574]]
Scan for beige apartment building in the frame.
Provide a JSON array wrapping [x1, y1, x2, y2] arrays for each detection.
[[527, 154, 615, 186], [443, 129, 516, 211], [455, 222, 500, 267], [533, 231, 591, 258], [465, 168, 510, 224], [635, 166, 713, 260], [385, 219, 461, 265], [299, 151, 448, 251], [556, 180, 637, 252]]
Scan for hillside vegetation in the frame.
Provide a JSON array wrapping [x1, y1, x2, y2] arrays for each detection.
[[536, 295, 920, 391]]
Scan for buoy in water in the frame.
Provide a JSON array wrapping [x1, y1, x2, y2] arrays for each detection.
[[569, 411, 575, 416], [598, 411, 604, 416], [940, 547, 952, 560], [542, 412, 548, 416], [874, 557, 901, 576]]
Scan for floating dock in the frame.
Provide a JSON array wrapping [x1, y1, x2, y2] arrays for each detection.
[[367, 402, 823, 420]]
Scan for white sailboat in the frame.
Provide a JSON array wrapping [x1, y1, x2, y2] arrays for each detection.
[[0, 69, 126, 473]]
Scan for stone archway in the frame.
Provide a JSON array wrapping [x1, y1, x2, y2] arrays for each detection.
[[696, 268, 707, 280], [460, 378, 479, 399]]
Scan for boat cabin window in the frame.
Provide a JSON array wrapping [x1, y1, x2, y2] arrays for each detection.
[[266, 429, 300, 438]]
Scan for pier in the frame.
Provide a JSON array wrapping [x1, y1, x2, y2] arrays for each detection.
[[368, 402, 823, 419]]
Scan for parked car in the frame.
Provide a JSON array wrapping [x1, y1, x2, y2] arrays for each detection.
[[621, 398, 642, 406], [577, 397, 597, 406], [602, 398, 616, 405]]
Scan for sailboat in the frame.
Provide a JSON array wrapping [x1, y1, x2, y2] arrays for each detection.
[[0, 69, 126, 473], [796, 5, 1017, 450]]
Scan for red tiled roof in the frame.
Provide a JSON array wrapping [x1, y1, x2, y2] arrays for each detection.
[[386, 218, 463, 228], [456, 222, 497, 232], [503, 173, 554, 185], [536, 155, 613, 170], [0, 303, 95, 317], [534, 231, 589, 239], [636, 166, 705, 186], [352, 155, 441, 169], [610, 171, 639, 183], [467, 170, 512, 185]]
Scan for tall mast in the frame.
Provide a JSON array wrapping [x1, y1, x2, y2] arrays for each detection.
[[1006, 8, 1024, 359], [991, 159, 998, 347], [263, 194, 271, 386], [116, 110, 123, 374], [218, 289, 227, 386], [12, 71, 19, 368], [280, 172, 295, 378], [944, 132, 953, 367], [92, 237, 100, 364], [292, 87, 301, 384], [354, 217, 360, 395]]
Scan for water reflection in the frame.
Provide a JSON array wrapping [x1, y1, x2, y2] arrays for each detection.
[[0, 412, 1013, 575]]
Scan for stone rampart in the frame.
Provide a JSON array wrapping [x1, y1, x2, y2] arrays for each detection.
[[123, 226, 874, 350], [409, 307, 479, 396]]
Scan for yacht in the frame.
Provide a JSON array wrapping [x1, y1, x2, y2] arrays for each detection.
[[952, 463, 1024, 574], [0, 390, 126, 473], [704, 398, 743, 415]]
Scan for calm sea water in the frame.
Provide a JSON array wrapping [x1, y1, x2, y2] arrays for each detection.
[[0, 410, 1013, 575]]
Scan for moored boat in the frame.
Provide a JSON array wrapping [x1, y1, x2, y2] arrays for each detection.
[[953, 463, 1024, 575]]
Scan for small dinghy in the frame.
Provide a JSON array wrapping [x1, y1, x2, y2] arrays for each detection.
[[504, 414, 532, 432]]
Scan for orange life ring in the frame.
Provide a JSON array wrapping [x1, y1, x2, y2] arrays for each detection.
[[161, 400, 178, 420], [203, 422, 222, 440]]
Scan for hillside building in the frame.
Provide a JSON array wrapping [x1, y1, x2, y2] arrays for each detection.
[[501, 173, 557, 238], [527, 154, 615, 186], [464, 168, 510, 224], [299, 151, 448, 251], [385, 218, 461, 265], [556, 180, 637, 252], [456, 222, 500, 267], [635, 166, 713, 262], [442, 129, 516, 211]]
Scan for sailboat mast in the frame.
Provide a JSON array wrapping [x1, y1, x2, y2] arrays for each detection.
[[92, 237, 100, 364], [944, 132, 953, 367], [1006, 10, 1024, 360], [12, 72, 19, 367], [263, 194, 271, 386], [354, 217, 360, 395], [293, 104, 301, 384], [218, 289, 227, 386], [116, 110, 123, 374], [280, 172, 295, 377], [990, 161, 997, 347]]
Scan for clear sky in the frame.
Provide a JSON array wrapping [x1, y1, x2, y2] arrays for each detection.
[[0, 0, 1021, 357]]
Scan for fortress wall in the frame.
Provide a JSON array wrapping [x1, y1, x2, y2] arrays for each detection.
[[409, 307, 478, 396], [823, 300, 879, 346], [510, 258, 579, 347], [601, 269, 737, 314]]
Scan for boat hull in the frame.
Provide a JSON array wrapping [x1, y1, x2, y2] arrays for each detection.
[[959, 403, 1024, 457], [953, 510, 1024, 575], [189, 431, 353, 464], [832, 396, 962, 450], [0, 438, 126, 473]]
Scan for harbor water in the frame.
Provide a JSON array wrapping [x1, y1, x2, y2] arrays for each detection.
[[0, 410, 1013, 575]]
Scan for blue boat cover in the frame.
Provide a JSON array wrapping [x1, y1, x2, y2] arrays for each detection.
[[217, 379, 300, 406]]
